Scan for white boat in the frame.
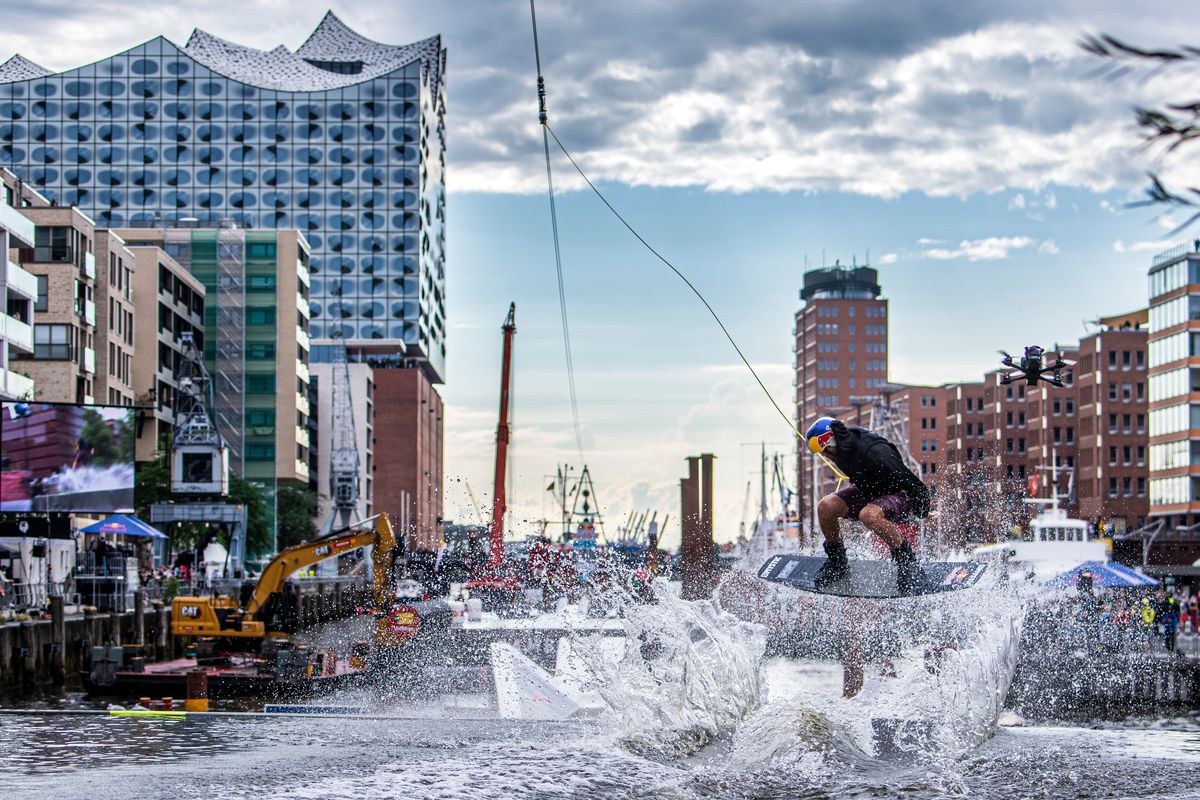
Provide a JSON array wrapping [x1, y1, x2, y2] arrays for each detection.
[[974, 501, 1108, 583]]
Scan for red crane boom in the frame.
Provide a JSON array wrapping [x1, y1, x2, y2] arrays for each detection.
[[488, 303, 517, 570]]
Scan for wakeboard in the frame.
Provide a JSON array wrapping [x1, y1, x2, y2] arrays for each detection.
[[757, 554, 987, 598]]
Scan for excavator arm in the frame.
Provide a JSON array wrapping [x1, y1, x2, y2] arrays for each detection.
[[247, 513, 398, 616]]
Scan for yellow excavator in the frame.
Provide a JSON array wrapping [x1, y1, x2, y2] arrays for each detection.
[[171, 513, 399, 642]]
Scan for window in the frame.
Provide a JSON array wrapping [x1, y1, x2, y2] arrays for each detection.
[[247, 307, 276, 325], [33, 324, 72, 360], [34, 275, 48, 312], [245, 443, 276, 461], [248, 275, 277, 291], [1109, 477, 1118, 498], [1109, 445, 1118, 466], [247, 342, 276, 359], [245, 374, 275, 393], [246, 409, 275, 427], [1108, 351, 1117, 369], [246, 241, 276, 259]]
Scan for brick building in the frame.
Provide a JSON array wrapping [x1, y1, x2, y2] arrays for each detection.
[[1075, 310, 1149, 534], [794, 263, 889, 526], [371, 367, 443, 551]]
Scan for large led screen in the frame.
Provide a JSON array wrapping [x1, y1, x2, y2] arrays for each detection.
[[0, 402, 136, 513]]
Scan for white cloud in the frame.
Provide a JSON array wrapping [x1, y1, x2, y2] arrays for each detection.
[[1113, 239, 1179, 254], [922, 236, 1036, 261], [1008, 194, 1027, 210], [916, 237, 945, 246], [1043, 192, 1057, 210], [877, 252, 898, 264], [1037, 240, 1061, 255], [5, 3, 1193, 199]]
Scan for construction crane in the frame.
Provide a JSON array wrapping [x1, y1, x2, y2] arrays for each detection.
[[464, 479, 485, 526], [171, 331, 230, 497], [738, 480, 752, 539], [466, 303, 519, 593], [319, 339, 361, 536], [150, 331, 248, 577]]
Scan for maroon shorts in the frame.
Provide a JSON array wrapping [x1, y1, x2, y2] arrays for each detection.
[[835, 485, 912, 523]]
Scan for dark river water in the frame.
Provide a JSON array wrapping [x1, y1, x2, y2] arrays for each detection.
[[3, 686, 1197, 800]]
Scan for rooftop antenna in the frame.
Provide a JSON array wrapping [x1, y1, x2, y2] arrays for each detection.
[[866, 248, 870, 266]]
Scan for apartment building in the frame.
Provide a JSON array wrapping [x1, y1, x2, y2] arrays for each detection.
[[117, 228, 312, 501], [93, 232, 137, 406], [127, 244, 206, 461], [0, 169, 39, 400], [11, 203, 100, 404], [1075, 310, 1149, 533]]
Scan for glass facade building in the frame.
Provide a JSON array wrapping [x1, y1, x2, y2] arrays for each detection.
[[1147, 243, 1200, 522], [0, 12, 447, 380]]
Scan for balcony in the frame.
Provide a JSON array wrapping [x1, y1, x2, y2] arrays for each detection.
[[83, 346, 95, 374], [5, 260, 38, 301], [83, 252, 96, 280], [0, 367, 34, 400], [297, 291, 310, 318], [296, 426, 310, 448], [296, 360, 310, 383], [296, 391, 310, 416], [0, 313, 33, 353], [0, 201, 35, 248], [296, 259, 310, 286], [296, 326, 310, 351], [83, 299, 96, 327], [294, 458, 310, 480], [19, 245, 75, 265]]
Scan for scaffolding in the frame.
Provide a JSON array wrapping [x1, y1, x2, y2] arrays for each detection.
[[214, 227, 246, 476]]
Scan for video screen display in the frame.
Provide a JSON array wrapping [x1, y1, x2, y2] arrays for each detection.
[[0, 402, 136, 513]]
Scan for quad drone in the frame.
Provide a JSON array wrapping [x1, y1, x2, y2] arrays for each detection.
[[999, 345, 1073, 387]]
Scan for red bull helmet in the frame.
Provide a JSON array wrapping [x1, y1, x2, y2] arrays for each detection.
[[805, 417, 836, 453]]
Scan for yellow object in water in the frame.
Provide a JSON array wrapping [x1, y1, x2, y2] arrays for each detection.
[[109, 710, 187, 719]]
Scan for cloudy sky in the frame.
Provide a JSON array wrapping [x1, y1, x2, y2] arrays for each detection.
[[6, 1, 1199, 547]]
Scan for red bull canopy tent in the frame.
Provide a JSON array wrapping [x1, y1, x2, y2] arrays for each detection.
[[80, 514, 167, 539], [1046, 561, 1157, 589]]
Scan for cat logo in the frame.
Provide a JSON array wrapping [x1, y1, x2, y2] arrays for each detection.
[[180, 605, 202, 618], [313, 545, 331, 557]]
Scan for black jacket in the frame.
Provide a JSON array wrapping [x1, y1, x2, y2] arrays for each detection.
[[828, 420, 931, 517]]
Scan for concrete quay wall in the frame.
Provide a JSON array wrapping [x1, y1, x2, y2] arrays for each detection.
[[0, 579, 371, 697]]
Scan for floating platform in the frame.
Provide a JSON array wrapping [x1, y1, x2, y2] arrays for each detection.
[[81, 654, 365, 700]]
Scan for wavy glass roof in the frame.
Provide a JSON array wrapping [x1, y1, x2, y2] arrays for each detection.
[[0, 54, 53, 82], [0, 11, 443, 91]]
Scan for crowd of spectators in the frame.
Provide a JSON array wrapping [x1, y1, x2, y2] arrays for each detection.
[[1030, 579, 1198, 657]]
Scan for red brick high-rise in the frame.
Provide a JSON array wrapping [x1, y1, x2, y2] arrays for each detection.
[[372, 368, 444, 551], [794, 263, 888, 530]]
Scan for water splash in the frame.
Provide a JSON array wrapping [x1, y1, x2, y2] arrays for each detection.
[[574, 585, 766, 759]]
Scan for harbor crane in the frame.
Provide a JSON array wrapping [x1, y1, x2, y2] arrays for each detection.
[[319, 339, 361, 536], [150, 332, 248, 576]]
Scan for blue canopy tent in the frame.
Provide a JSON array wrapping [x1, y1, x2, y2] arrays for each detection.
[[1046, 561, 1157, 589], [81, 515, 167, 539]]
